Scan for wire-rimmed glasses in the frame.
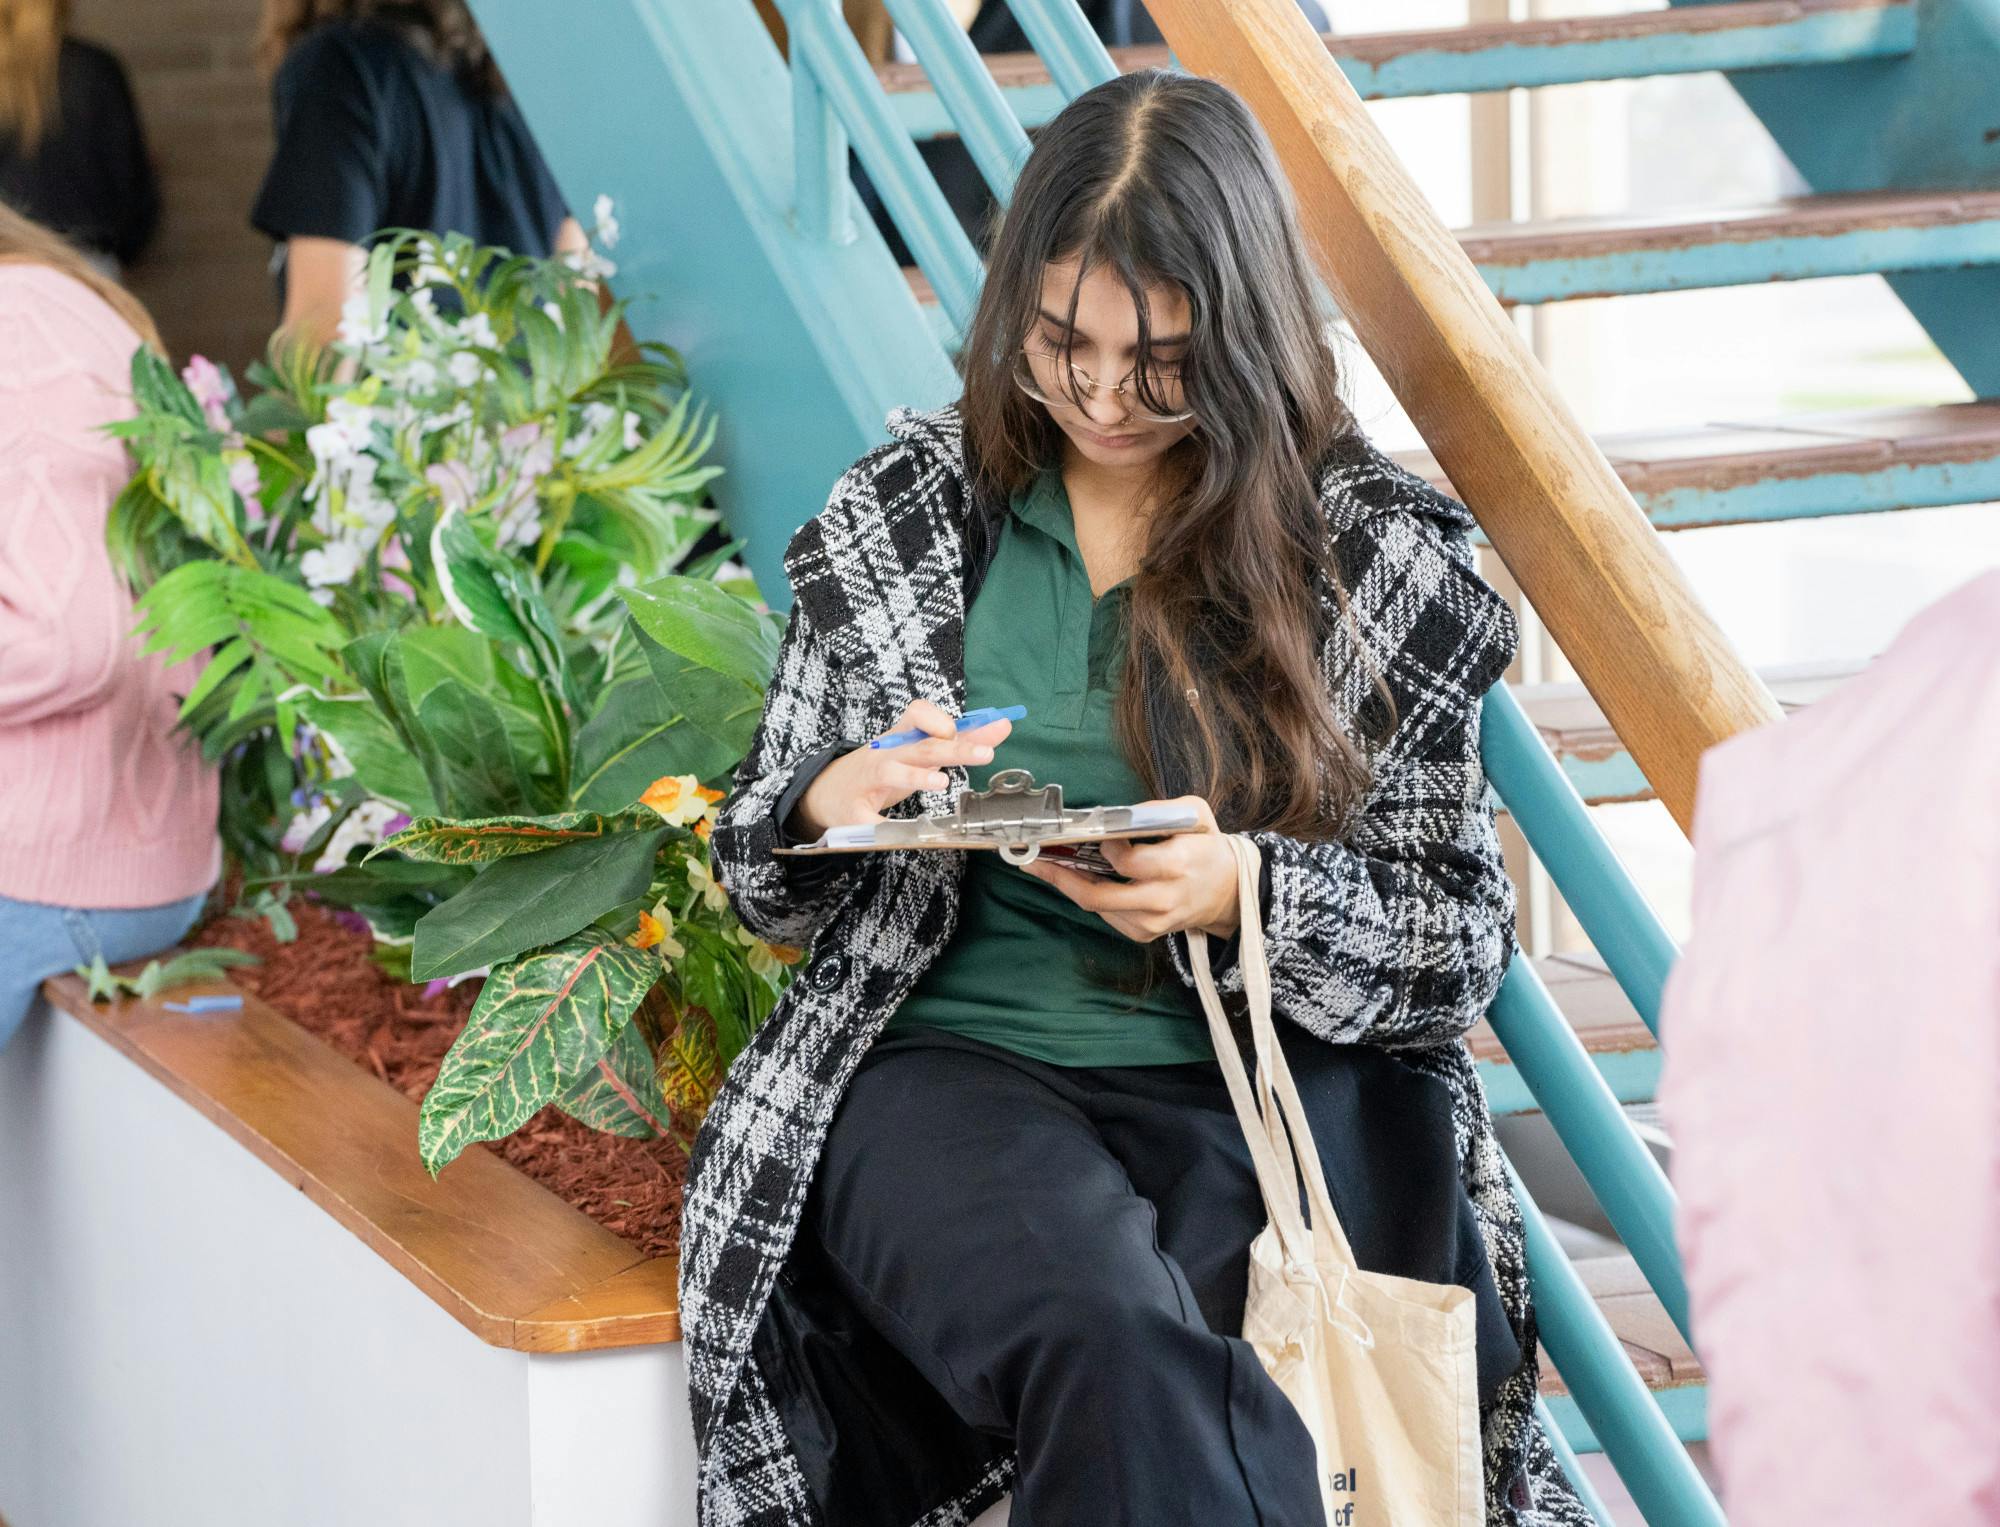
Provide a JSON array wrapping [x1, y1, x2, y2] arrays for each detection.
[[1012, 341, 1195, 424]]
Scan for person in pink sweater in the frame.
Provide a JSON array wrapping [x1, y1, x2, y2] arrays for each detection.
[[0, 206, 219, 1046]]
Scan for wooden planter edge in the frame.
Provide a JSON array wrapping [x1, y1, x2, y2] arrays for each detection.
[[41, 973, 682, 1353]]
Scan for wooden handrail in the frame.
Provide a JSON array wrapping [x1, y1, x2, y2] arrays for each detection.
[[1145, 0, 1782, 835], [43, 975, 680, 1351]]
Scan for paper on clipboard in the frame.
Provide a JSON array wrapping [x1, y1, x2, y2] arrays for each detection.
[[773, 767, 1200, 867]]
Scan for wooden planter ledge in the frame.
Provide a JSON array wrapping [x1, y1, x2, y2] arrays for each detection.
[[41, 972, 682, 1353]]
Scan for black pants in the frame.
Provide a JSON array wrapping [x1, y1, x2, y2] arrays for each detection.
[[805, 1022, 1521, 1526]]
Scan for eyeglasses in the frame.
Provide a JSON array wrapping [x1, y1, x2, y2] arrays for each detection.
[[1012, 341, 1195, 424]]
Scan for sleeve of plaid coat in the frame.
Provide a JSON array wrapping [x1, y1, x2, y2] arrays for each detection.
[[707, 496, 873, 950], [1164, 499, 1521, 1053]]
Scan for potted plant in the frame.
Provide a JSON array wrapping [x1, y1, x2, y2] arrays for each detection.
[[106, 226, 799, 1170]]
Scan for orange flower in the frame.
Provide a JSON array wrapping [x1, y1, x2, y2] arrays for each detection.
[[694, 818, 711, 840], [640, 773, 709, 827], [629, 911, 666, 949], [767, 942, 803, 966], [695, 784, 724, 805]]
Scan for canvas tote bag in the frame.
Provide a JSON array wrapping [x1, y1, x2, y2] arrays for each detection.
[[1186, 833, 1485, 1526]]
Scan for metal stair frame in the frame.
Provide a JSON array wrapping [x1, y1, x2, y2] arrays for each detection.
[[469, 0, 960, 603], [1672, 0, 2000, 394]]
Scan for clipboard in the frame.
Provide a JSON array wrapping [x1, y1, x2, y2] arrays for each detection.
[[773, 767, 1200, 868]]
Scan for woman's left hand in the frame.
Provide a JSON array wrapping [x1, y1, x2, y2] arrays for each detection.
[[1015, 795, 1240, 943]]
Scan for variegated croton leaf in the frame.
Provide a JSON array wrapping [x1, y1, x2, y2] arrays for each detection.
[[378, 808, 656, 865], [418, 931, 657, 1176], [560, 1017, 673, 1139]]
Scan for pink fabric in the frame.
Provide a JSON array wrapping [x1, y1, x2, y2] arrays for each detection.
[[0, 265, 219, 907], [1658, 569, 2000, 1524]]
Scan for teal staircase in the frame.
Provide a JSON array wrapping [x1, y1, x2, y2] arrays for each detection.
[[467, 1, 2000, 1520]]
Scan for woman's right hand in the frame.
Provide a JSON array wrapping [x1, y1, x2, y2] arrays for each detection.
[[791, 699, 1014, 841]]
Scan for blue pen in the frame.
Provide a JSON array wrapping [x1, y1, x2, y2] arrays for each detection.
[[869, 704, 1026, 749]]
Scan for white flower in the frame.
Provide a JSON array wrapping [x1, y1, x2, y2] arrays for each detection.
[[420, 399, 473, 437], [454, 311, 499, 350], [622, 410, 644, 451], [305, 395, 376, 495], [400, 357, 439, 392], [300, 539, 363, 590], [313, 799, 406, 874], [280, 801, 332, 855], [413, 257, 452, 288], [593, 193, 621, 250], [409, 287, 439, 323], [336, 293, 388, 351], [561, 246, 618, 282], [541, 300, 564, 331], [447, 351, 485, 388], [344, 459, 395, 534], [561, 400, 617, 459], [687, 852, 730, 912]]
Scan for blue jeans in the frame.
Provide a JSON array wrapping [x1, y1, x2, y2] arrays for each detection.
[[0, 889, 212, 1051]]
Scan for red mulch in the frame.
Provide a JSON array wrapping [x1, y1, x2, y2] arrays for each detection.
[[190, 897, 686, 1260]]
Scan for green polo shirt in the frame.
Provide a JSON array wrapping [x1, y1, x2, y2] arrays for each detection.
[[886, 464, 1215, 1066]]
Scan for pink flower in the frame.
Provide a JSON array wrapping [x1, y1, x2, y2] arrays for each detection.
[[226, 452, 262, 520], [181, 355, 232, 432], [425, 459, 478, 513]]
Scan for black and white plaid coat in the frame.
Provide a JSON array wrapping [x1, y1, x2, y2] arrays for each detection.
[[691, 399, 1594, 1526]]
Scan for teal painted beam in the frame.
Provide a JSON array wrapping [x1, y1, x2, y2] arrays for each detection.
[[1507, 1157, 1724, 1523], [1476, 212, 2000, 304], [775, 0, 985, 330], [468, 0, 957, 606], [1673, 0, 2000, 393], [1545, 1385, 1711, 1454], [885, 2, 1916, 137], [1483, 685, 1679, 1034], [1488, 956, 1692, 1347], [880, 0, 1032, 200]]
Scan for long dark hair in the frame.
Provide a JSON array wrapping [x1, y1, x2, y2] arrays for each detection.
[[957, 68, 1386, 841], [257, 0, 505, 94]]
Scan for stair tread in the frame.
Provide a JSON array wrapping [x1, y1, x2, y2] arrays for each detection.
[[1394, 399, 2000, 501], [872, 0, 1905, 98], [1521, 657, 1861, 751], [1467, 950, 1654, 1066], [1538, 1254, 1706, 1396], [1333, 0, 1903, 66], [1457, 187, 2000, 266]]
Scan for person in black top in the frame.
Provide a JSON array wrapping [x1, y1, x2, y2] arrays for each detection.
[[250, 0, 583, 347], [0, 1, 159, 273]]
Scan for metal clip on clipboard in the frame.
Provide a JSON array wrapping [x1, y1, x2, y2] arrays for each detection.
[[773, 767, 1200, 867]]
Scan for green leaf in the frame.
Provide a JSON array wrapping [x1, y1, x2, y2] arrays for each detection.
[[381, 808, 655, 865], [618, 575, 779, 693], [431, 509, 532, 648], [74, 947, 260, 1002], [558, 1016, 672, 1139], [412, 680, 557, 819], [418, 933, 658, 1175], [673, 922, 752, 1061], [297, 696, 436, 815], [410, 828, 667, 981], [567, 676, 738, 811]]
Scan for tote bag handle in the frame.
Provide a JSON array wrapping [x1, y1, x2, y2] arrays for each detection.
[[1187, 836, 1374, 1348]]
